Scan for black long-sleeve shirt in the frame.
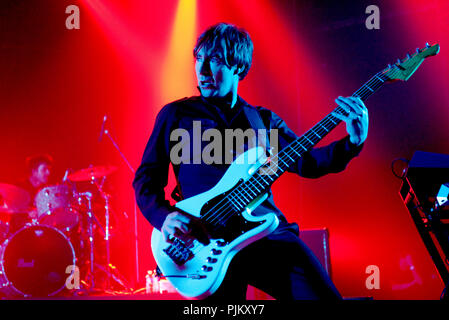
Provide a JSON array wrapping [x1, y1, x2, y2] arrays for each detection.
[[133, 95, 363, 233]]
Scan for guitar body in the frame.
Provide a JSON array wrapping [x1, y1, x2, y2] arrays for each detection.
[[151, 146, 279, 299]]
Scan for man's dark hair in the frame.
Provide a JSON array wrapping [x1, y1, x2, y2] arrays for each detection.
[[26, 154, 53, 173], [193, 23, 253, 80]]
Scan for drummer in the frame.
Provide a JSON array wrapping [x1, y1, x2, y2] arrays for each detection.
[[18, 154, 54, 218]]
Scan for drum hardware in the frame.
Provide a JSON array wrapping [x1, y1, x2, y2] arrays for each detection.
[[100, 189, 112, 289], [84, 191, 95, 291], [0, 154, 136, 297], [0, 184, 33, 243], [0, 221, 9, 244], [92, 263, 131, 293], [0, 160, 135, 298], [76, 191, 102, 292], [0, 183, 30, 214], [0, 224, 76, 297], [67, 165, 117, 182], [72, 183, 132, 294], [98, 115, 140, 287], [75, 176, 126, 292], [35, 184, 80, 231], [88, 175, 113, 289]]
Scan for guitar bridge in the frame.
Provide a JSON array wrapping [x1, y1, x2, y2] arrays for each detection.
[[163, 238, 194, 266]]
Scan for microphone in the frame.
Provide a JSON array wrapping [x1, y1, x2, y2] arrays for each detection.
[[98, 115, 108, 142]]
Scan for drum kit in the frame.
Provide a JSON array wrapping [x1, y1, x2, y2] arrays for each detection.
[[0, 165, 130, 298]]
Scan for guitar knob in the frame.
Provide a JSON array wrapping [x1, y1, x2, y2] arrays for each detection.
[[215, 240, 226, 247], [207, 257, 217, 263], [211, 249, 222, 255], [201, 265, 213, 272]]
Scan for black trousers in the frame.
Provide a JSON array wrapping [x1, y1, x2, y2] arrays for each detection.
[[205, 227, 342, 300]]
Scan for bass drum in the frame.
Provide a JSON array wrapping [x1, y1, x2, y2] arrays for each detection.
[[0, 224, 76, 297]]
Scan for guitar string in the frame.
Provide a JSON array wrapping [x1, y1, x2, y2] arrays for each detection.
[[178, 72, 388, 257], [171, 59, 424, 259], [193, 57, 421, 229], [192, 67, 387, 228], [202, 72, 387, 228], [198, 73, 386, 233], [181, 104, 354, 256], [205, 107, 343, 224], [174, 72, 388, 255], [202, 73, 387, 231], [208, 57, 421, 229], [208, 115, 341, 227]]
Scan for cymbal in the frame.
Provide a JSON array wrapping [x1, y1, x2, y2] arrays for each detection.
[[67, 165, 117, 182], [0, 183, 31, 214]]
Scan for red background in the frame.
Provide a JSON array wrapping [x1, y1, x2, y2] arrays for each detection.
[[1, 0, 448, 299]]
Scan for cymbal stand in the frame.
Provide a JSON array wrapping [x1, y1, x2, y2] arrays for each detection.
[[100, 121, 140, 287], [78, 191, 105, 291], [91, 176, 134, 292], [104, 193, 111, 289], [93, 178, 112, 289], [79, 191, 95, 290]]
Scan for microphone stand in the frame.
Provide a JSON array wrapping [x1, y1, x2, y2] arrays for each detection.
[[91, 177, 112, 289], [100, 125, 140, 288]]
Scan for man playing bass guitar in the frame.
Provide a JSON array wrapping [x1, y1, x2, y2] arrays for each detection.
[[133, 23, 368, 300]]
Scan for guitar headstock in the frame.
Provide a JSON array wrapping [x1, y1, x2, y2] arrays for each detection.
[[383, 43, 440, 81]]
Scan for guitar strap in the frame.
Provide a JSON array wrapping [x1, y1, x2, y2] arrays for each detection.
[[243, 106, 270, 154], [170, 168, 184, 201], [171, 106, 270, 202]]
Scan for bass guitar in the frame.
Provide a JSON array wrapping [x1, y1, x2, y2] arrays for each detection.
[[151, 43, 440, 299]]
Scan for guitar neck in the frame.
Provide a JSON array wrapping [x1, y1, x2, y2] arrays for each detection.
[[273, 71, 390, 173], [227, 71, 390, 207]]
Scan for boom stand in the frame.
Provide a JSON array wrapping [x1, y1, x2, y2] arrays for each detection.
[[92, 178, 112, 289], [79, 192, 103, 290], [102, 128, 140, 286]]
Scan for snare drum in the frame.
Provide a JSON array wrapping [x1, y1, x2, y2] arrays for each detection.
[[35, 184, 79, 231], [0, 224, 76, 297]]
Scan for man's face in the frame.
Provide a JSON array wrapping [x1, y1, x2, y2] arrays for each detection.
[[32, 163, 51, 186], [195, 41, 238, 98]]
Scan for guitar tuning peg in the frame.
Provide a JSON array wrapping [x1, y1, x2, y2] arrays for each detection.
[[406, 53, 411, 59], [416, 48, 421, 53], [397, 58, 401, 64], [425, 42, 430, 48], [388, 64, 392, 69]]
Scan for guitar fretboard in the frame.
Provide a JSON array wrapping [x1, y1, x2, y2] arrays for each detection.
[[202, 71, 390, 225]]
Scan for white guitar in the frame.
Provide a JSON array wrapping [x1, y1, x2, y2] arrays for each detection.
[[151, 43, 440, 299]]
